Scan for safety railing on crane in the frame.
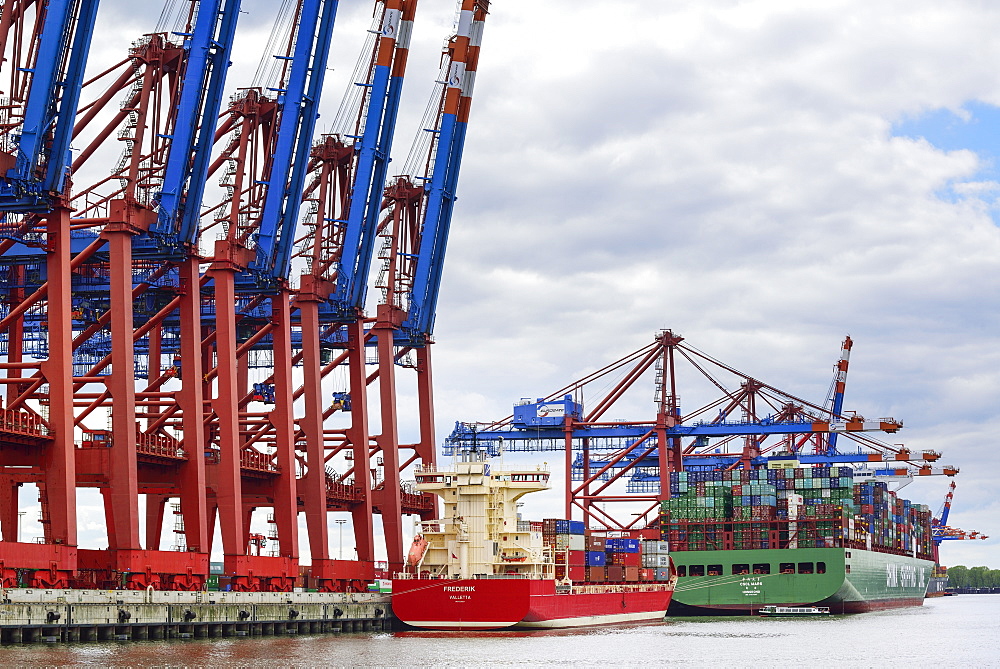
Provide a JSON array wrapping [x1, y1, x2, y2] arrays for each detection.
[[0, 409, 51, 439], [135, 432, 184, 459], [240, 448, 280, 473]]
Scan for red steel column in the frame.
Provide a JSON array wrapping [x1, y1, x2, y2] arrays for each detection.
[[147, 321, 162, 423], [564, 419, 573, 519], [0, 483, 18, 542], [104, 227, 140, 551], [145, 495, 167, 550], [4, 265, 25, 407], [415, 346, 438, 519], [209, 257, 245, 568], [41, 205, 77, 559], [296, 294, 330, 565], [269, 291, 299, 562], [415, 346, 436, 466], [582, 438, 592, 528], [374, 322, 403, 572], [176, 258, 209, 555], [346, 319, 374, 565]]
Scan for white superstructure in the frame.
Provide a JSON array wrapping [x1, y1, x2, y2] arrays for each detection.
[[408, 452, 554, 580]]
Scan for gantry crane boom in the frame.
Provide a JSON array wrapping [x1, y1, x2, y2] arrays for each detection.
[[153, 0, 243, 249], [935, 480, 956, 529], [398, 0, 488, 341], [825, 335, 852, 453], [932, 482, 986, 544], [0, 0, 99, 211], [328, 0, 417, 317], [251, 0, 340, 284]]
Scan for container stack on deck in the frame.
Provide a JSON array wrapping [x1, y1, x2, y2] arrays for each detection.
[[659, 468, 933, 558], [535, 520, 673, 583], [543, 518, 586, 581]]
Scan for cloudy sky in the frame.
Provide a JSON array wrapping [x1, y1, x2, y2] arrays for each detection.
[[47, 0, 999, 569], [432, 0, 1000, 569]]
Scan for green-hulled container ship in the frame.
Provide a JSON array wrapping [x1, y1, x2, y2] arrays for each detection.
[[662, 463, 934, 614], [669, 546, 930, 614]]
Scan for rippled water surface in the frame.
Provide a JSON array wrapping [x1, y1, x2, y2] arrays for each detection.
[[1, 594, 997, 667]]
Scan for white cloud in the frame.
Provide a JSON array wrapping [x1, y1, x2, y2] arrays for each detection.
[[431, 0, 1000, 567]]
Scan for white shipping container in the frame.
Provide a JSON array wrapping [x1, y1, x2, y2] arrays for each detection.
[[642, 554, 672, 568], [555, 534, 586, 551], [641, 540, 670, 554]]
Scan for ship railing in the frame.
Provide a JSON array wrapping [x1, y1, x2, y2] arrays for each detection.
[[392, 572, 544, 580], [568, 583, 672, 594]]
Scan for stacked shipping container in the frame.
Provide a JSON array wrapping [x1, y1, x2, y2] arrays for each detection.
[[538, 521, 673, 583], [544, 518, 587, 581], [659, 468, 933, 558]]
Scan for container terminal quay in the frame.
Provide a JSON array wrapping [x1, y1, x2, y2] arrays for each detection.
[[0, 0, 983, 645]]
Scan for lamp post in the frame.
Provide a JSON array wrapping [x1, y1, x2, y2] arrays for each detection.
[[335, 519, 346, 559]]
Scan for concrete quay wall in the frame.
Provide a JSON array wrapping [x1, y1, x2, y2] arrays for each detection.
[[0, 589, 392, 644]]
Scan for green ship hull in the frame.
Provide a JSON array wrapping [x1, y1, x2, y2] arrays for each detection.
[[669, 547, 932, 615]]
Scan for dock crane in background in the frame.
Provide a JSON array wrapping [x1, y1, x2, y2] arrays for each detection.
[[928, 481, 987, 591], [823, 336, 852, 455], [446, 331, 958, 530], [932, 482, 987, 558]]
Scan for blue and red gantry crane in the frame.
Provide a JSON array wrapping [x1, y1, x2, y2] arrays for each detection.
[[931, 481, 987, 565], [446, 331, 958, 530], [0, 0, 490, 591]]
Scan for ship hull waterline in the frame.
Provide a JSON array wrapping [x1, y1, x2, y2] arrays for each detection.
[[668, 546, 932, 616]]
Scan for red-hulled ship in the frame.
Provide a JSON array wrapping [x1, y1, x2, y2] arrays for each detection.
[[392, 454, 675, 630]]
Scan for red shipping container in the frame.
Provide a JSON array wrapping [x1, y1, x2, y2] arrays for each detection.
[[639, 568, 654, 581], [624, 567, 640, 582], [568, 550, 586, 566], [587, 536, 606, 551], [586, 566, 605, 582], [555, 566, 567, 580], [619, 552, 641, 567], [568, 565, 586, 581], [606, 565, 624, 582]]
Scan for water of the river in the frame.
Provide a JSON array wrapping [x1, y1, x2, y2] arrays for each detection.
[[1, 594, 998, 667]]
